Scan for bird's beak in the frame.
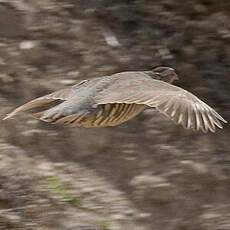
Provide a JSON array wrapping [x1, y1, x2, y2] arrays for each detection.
[[173, 72, 179, 81], [167, 67, 178, 81]]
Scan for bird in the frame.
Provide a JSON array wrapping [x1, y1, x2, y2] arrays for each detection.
[[3, 66, 227, 133]]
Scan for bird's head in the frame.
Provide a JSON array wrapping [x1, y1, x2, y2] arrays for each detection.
[[152, 66, 178, 84]]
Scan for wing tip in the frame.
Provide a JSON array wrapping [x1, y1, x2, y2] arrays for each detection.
[[2, 111, 16, 120], [222, 118, 228, 124], [216, 113, 228, 124]]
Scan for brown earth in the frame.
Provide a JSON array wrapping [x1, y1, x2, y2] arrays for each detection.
[[0, 0, 230, 229]]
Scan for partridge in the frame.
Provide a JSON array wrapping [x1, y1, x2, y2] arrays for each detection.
[[3, 67, 227, 133]]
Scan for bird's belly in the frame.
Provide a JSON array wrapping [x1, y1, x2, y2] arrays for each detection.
[[82, 103, 146, 128]]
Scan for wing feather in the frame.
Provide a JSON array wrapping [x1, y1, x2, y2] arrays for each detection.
[[95, 79, 227, 132]]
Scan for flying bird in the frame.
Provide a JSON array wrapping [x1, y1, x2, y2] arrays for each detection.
[[3, 67, 227, 133]]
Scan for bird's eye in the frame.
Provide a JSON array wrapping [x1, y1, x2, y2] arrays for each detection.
[[155, 73, 161, 80], [78, 80, 88, 85]]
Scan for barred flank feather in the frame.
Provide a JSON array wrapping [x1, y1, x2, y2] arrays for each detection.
[[81, 103, 146, 128]]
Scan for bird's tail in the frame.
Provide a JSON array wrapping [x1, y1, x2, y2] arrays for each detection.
[[3, 98, 62, 120]]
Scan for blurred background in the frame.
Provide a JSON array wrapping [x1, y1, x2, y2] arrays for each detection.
[[0, 0, 230, 229]]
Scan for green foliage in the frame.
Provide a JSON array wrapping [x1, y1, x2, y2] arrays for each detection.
[[46, 176, 85, 209], [96, 220, 112, 230]]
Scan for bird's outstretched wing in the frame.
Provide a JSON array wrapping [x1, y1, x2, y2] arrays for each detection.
[[3, 80, 88, 120], [95, 77, 227, 132]]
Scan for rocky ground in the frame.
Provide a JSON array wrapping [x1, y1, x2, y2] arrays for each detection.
[[0, 0, 230, 229]]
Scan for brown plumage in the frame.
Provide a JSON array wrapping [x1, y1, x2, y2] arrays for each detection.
[[3, 67, 227, 132]]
